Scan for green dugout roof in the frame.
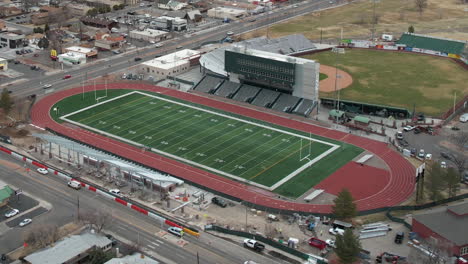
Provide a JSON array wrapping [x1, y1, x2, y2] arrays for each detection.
[[0, 185, 13, 203], [397, 33, 466, 55], [329, 109, 345, 118], [354, 116, 370, 124]]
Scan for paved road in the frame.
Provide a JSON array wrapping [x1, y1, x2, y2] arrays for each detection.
[[0, 152, 287, 264], [9, 0, 338, 98]]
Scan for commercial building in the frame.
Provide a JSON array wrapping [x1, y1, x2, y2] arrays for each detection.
[[66, 3, 91, 17], [0, 182, 14, 207], [0, 57, 8, 71], [129, 29, 170, 42], [94, 33, 124, 51], [24, 233, 112, 264], [0, 32, 25, 49], [152, 16, 187, 32], [412, 202, 468, 258], [139, 49, 200, 80], [80, 17, 118, 30], [207, 7, 248, 20], [64, 46, 98, 58], [58, 52, 86, 66], [224, 47, 320, 101]]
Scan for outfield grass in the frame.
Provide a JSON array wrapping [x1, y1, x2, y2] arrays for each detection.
[[52, 90, 363, 198], [304, 49, 468, 116]]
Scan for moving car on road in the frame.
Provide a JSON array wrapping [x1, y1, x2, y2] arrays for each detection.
[[36, 168, 48, 175], [243, 239, 265, 252], [63, 75, 72, 79], [167, 227, 183, 237]]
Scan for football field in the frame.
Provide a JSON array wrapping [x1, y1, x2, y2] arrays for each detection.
[[61, 91, 341, 190]]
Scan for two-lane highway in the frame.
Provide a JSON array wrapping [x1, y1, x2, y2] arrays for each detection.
[[0, 152, 287, 264]]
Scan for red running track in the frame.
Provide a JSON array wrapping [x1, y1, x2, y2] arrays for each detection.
[[30, 83, 415, 214]]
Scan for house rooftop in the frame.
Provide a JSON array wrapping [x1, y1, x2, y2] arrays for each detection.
[[414, 202, 468, 246]]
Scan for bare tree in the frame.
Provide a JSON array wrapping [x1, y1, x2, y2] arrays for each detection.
[[23, 224, 60, 249], [448, 131, 468, 177], [80, 210, 112, 233], [445, 168, 460, 198], [415, 0, 428, 16]]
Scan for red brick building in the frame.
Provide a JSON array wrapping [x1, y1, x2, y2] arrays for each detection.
[[412, 202, 468, 258]]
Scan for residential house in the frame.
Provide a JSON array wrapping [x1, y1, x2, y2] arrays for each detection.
[[412, 202, 468, 258], [24, 233, 113, 264], [80, 17, 118, 30], [105, 253, 159, 264], [184, 10, 202, 22]]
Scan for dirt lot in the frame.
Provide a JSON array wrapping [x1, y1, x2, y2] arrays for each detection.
[[242, 0, 468, 41]]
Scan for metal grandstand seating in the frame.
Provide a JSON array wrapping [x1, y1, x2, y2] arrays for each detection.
[[251, 89, 280, 108], [271, 94, 301, 113], [293, 99, 316, 116], [194, 75, 224, 94], [215, 80, 240, 98], [232, 85, 261, 103]]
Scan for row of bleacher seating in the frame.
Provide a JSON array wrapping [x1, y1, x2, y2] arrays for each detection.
[[193, 75, 316, 117], [233, 85, 261, 103], [251, 89, 280, 108]]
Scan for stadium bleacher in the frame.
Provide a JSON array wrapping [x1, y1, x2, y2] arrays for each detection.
[[397, 33, 466, 55], [194, 75, 224, 94], [294, 99, 316, 116], [215, 80, 241, 98], [271, 94, 301, 113], [233, 85, 261, 103], [251, 89, 281, 108]]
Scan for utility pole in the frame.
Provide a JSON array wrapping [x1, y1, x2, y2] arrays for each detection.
[[371, 0, 377, 41], [77, 195, 80, 220]]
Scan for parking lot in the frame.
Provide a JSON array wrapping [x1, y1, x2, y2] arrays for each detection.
[[0, 194, 39, 224]]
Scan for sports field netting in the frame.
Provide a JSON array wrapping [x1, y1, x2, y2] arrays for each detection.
[[61, 91, 340, 190]]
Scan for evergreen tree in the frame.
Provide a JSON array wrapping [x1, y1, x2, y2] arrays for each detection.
[[38, 37, 49, 49], [44, 23, 50, 33], [331, 189, 357, 220], [335, 229, 361, 264], [408, 25, 415, 33], [0, 88, 12, 115], [88, 248, 114, 264]]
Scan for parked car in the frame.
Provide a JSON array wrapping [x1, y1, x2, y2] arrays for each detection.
[[394, 232, 404, 244], [403, 125, 415, 132], [126, 74, 133, 79], [425, 153, 432, 160], [308, 237, 327, 250], [417, 149, 425, 159], [211, 197, 227, 207], [326, 239, 336, 248], [121, 74, 127, 79], [36, 168, 48, 175], [167, 227, 183, 237], [460, 113, 468, 123], [396, 131, 403, 140], [5, 209, 19, 218], [19, 218, 32, 227], [440, 161, 447, 169], [413, 127, 421, 134], [440, 152, 453, 160], [329, 227, 345, 236]]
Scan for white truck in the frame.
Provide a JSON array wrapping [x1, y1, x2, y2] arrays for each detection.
[[243, 239, 265, 252]]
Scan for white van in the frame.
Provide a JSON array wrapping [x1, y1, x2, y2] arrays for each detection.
[[68, 181, 81, 190], [460, 113, 468, 123]]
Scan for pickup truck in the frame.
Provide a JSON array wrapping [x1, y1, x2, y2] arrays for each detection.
[[243, 239, 265, 252]]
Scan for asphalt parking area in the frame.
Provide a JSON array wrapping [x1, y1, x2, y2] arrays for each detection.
[[5, 207, 48, 228], [0, 194, 38, 223]]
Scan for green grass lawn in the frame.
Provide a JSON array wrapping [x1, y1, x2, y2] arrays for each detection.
[[52, 90, 363, 198], [305, 49, 468, 116]]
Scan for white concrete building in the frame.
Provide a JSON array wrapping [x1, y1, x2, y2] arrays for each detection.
[[64, 46, 98, 58], [58, 52, 86, 66], [152, 16, 187, 31], [207, 7, 248, 20], [0, 58, 7, 71], [129, 29, 171, 42], [139, 49, 200, 80]]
